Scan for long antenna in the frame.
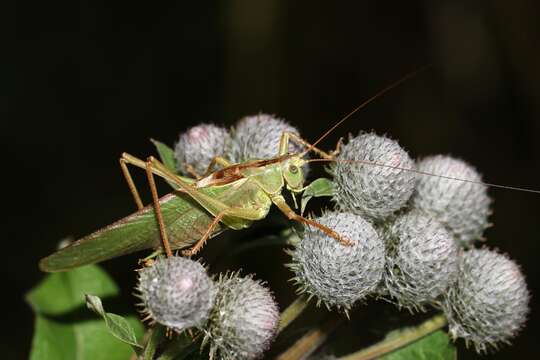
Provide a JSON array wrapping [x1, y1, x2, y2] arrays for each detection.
[[308, 158, 540, 194], [301, 66, 428, 158]]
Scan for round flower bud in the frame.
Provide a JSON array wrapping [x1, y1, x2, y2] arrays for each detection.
[[136, 256, 215, 331], [204, 273, 279, 360], [288, 211, 385, 310], [442, 248, 529, 353], [411, 155, 492, 247], [331, 133, 416, 221], [382, 210, 459, 311], [174, 124, 231, 176], [229, 114, 304, 162]]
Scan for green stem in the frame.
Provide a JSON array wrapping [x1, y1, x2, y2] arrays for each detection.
[[339, 314, 447, 360], [156, 333, 196, 360], [276, 315, 342, 360], [142, 325, 166, 360], [277, 294, 310, 334]]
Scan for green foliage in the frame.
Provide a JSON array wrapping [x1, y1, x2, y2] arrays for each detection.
[[151, 138, 178, 173], [381, 329, 456, 360], [301, 177, 334, 214], [85, 294, 142, 351], [27, 265, 143, 360]]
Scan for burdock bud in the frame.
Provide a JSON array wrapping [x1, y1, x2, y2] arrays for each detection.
[[442, 248, 529, 353], [174, 123, 231, 176], [204, 273, 279, 360], [331, 133, 416, 221], [382, 210, 459, 311], [411, 155, 492, 247], [136, 256, 215, 331], [229, 114, 304, 162], [288, 211, 385, 310]]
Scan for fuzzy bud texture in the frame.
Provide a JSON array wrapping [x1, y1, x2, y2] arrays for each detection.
[[174, 124, 231, 176], [442, 248, 529, 353], [137, 256, 215, 331], [204, 273, 279, 360], [331, 133, 416, 221], [289, 211, 385, 310], [411, 155, 492, 247], [229, 114, 304, 162], [382, 210, 459, 311]]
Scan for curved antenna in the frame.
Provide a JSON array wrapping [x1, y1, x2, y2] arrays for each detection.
[[307, 158, 540, 194], [301, 66, 429, 158]]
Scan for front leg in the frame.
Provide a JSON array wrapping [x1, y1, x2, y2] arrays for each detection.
[[271, 195, 352, 246]]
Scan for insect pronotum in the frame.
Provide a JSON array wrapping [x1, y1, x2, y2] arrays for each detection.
[[38, 71, 539, 273]]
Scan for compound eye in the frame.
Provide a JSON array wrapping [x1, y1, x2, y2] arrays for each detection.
[[289, 164, 298, 174]]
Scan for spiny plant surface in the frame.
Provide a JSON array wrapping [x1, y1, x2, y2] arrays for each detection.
[[30, 118, 530, 360], [288, 211, 385, 311]]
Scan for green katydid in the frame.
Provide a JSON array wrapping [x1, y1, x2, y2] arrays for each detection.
[[37, 71, 436, 273], [39, 70, 540, 273], [39, 131, 347, 272]]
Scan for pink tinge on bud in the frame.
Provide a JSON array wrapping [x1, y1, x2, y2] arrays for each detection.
[[261, 313, 279, 332], [387, 153, 402, 167], [178, 277, 194, 291], [187, 126, 210, 142]]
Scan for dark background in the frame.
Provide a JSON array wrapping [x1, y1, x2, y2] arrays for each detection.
[[8, 0, 540, 358]]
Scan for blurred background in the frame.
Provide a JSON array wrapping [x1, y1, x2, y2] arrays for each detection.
[[8, 0, 540, 358]]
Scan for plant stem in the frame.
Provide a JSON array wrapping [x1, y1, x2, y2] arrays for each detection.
[[276, 315, 342, 360], [142, 325, 166, 360], [278, 294, 310, 334], [156, 333, 196, 360], [339, 314, 447, 360]]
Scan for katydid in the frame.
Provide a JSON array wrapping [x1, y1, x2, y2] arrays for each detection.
[[39, 71, 539, 273], [39, 131, 348, 272], [40, 70, 425, 273]]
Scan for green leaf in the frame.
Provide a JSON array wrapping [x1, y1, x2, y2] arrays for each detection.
[[85, 294, 142, 350], [151, 138, 178, 173], [27, 265, 144, 360], [301, 177, 334, 214], [380, 330, 456, 360]]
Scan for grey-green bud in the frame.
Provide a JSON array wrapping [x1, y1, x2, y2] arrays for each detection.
[[136, 256, 215, 331], [442, 248, 529, 353], [382, 210, 459, 311], [288, 211, 385, 310], [174, 123, 231, 176], [331, 133, 416, 221], [411, 155, 492, 247], [229, 114, 304, 162], [204, 273, 279, 360]]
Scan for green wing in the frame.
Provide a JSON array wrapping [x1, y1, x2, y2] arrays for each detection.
[[39, 191, 221, 272]]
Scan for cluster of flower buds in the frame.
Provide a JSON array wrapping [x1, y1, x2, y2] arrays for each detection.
[[169, 123, 529, 355], [137, 257, 279, 360], [288, 131, 529, 353], [173, 114, 303, 178]]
